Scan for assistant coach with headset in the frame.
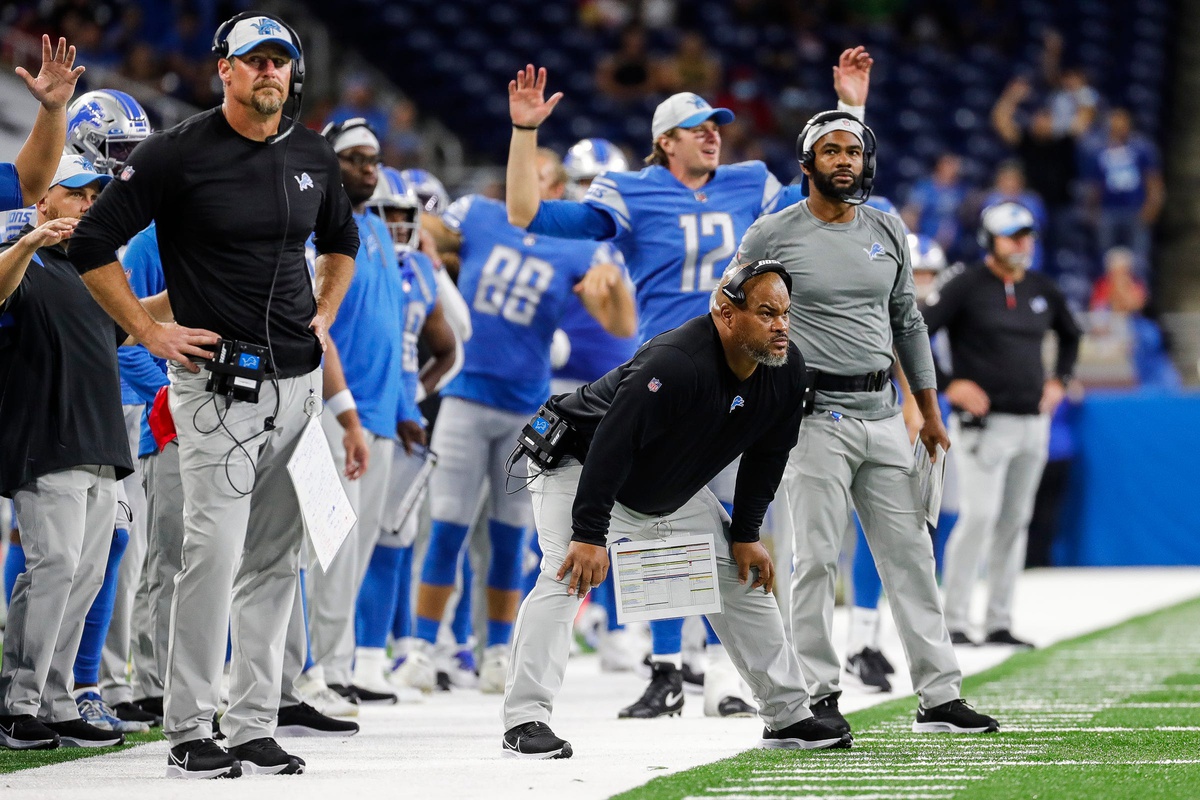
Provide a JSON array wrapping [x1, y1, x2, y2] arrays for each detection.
[[502, 260, 851, 759], [735, 110, 1000, 737], [69, 12, 358, 779]]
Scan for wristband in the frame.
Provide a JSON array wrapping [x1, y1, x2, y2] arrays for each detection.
[[327, 388, 357, 417], [512, 123, 539, 131], [836, 100, 866, 121]]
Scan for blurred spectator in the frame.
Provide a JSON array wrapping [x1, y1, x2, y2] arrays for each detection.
[[902, 152, 971, 258], [329, 75, 390, 138], [1039, 30, 1099, 138], [1082, 108, 1164, 275], [383, 98, 424, 169], [595, 24, 660, 103], [714, 66, 776, 136], [982, 160, 1047, 271], [657, 31, 721, 98], [1088, 247, 1180, 389]]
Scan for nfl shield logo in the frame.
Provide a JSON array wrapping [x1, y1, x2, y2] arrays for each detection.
[[648, 378, 661, 393], [119, 165, 135, 181]]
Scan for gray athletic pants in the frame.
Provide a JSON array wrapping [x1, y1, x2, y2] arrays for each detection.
[[99, 404, 149, 705], [785, 410, 961, 708], [307, 413, 395, 685], [164, 365, 319, 748], [130, 441, 182, 701], [503, 460, 812, 732], [942, 413, 1049, 635], [1, 466, 118, 720]]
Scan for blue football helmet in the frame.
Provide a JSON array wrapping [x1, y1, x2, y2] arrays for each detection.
[[366, 166, 422, 251], [399, 168, 450, 216], [563, 138, 629, 200], [65, 90, 152, 176], [907, 233, 947, 273]]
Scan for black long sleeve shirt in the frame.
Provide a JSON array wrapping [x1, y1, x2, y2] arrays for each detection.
[[69, 109, 359, 378], [922, 263, 1081, 415], [550, 315, 807, 546]]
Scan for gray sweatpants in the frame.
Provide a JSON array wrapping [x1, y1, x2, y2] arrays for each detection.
[[503, 460, 811, 731], [2, 466, 118, 720], [942, 413, 1049, 635], [164, 365, 320, 748], [130, 441, 182, 701], [100, 404, 149, 705], [785, 411, 961, 708], [307, 413, 395, 685]]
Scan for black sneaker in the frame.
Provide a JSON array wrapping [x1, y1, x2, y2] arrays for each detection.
[[618, 662, 684, 719], [502, 722, 573, 759], [984, 629, 1035, 648], [913, 698, 1000, 734], [133, 696, 164, 720], [810, 693, 851, 735], [45, 718, 124, 748], [0, 714, 60, 750], [113, 701, 161, 727], [761, 716, 853, 750], [327, 683, 362, 704], [166, 738, 242, 779], [682, 663, 704, 695], [229, 736, 305, 775], [277, 702, 360, 738], [349, 683, 397, 705], [715, 696, 756, 717], [872, 647, 896, 675], [847, 647, 892, 693], [949, 631, 978, 646]]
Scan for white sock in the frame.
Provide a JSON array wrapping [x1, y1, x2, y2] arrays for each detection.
[[651, 652, 683, 669], [848, 606, 880, 654]]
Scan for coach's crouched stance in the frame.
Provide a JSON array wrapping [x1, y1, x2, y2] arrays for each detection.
[[500, 259, 851, 758]]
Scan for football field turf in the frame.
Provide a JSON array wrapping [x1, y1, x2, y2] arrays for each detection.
[[615, 596, 1200, 800]]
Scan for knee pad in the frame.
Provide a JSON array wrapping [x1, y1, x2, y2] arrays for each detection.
[[485, 520, 526, 592]]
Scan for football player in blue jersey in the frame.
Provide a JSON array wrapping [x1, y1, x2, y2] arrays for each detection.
[[413, 147, 635, 693], [401, 168, 451, 217], [553, 138, 644, 674], [503, 49, 875, 719], [354, 166, 464, 695]]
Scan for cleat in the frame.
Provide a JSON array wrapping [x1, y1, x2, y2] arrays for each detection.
[[619, 662, 684, 719]]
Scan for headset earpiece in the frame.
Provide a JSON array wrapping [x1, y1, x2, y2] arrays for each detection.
[[795, 110, 878, 205], [721, 259, 793, 304]]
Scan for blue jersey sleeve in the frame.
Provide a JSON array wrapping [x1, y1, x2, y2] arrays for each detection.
[[118, 345, 169, 403], [442, 195, 475, 234], [528, 200, 616, 240], [0, 163, 23, 212], [122, 225, 167, 299], [774, 182, 807, 212]]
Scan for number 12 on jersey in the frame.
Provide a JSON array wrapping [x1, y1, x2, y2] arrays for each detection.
[[473, 244, 554, 326], [679, 212, 735, 292]]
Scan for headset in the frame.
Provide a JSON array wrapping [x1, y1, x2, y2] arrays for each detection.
[[320, 117, 376, 149], [796, 110, 877, 205], [977, 201, 1037, 252], [720, 258, 793, 304], [212, 11, 304, 143]]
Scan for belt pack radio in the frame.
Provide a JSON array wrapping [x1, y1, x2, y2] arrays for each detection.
[[204, 338, 270, 404]]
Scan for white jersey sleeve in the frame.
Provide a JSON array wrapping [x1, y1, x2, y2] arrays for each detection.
[[583, 175, 633, 233]]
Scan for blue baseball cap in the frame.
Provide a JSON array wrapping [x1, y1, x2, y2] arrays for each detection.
[[50, 154, 112, 190], [224, 15, 300, 59], [651, 93, 735, 140]]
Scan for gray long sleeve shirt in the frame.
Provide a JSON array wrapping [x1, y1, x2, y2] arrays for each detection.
[[735, 200, 936, 419]]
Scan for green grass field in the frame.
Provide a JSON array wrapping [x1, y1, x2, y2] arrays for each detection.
[[615, 597, 1200, 800]]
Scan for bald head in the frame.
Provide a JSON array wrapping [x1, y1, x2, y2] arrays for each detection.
[[712, 270, 792, 369]]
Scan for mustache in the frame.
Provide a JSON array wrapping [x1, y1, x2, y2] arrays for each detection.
[[254, 81, 284, 92]]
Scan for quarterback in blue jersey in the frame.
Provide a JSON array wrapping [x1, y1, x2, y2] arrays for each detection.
[[504, 51, 875, 719], [415, 148, 635, 693]]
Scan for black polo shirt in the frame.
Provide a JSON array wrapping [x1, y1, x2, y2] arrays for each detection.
[[922, 262, 1081, 416], [550, 315, 807, 546], [0, 228, 133, 497], [68, 108, 359, 378]]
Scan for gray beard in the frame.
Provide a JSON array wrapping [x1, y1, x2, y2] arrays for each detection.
[[251, 90, 284, 115], [743, 341, 788, 368]]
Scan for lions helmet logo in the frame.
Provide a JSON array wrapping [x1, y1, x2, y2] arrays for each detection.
[[648, 378, 662, 393], [251, 18, 284, 36], [687, 94, 708, 109], [294, 172, 314, 191], [68, 101, 106, 133], [863, 242, 886, 261]]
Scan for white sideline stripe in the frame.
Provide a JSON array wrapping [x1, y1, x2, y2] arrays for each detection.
[[722, 785, 974, 791], [744, 776, 985, 782], [1005, 726, 1200, 733], [691, 794, 954, 800]]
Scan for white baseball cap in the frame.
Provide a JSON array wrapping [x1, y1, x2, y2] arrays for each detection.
[[223, 15, 301, 59], [50, 154, 112, 190], [981, 202, 1037, 238], [651, 93, 734, 140]]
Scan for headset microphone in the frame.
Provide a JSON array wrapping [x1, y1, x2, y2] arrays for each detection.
[[211, 11, 305, 144]]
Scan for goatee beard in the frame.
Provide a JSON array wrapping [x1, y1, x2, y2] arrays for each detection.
[[810, 168, 862, 202]]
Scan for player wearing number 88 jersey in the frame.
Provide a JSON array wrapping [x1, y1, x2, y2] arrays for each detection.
[[415, 148, 634, 693]]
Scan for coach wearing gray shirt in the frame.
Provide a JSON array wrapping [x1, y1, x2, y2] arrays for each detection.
[[734, 110, 999, 736]]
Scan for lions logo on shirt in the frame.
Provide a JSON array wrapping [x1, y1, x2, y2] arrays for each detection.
[[863, 242, 886, 261], [294, 172, 313, 191], [1030, 296, 1048, 314], [729, 395, 744, 413]]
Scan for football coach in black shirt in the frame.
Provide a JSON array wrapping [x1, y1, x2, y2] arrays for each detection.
[[69, 12, 358, 778], [501, 260, 851, 759]]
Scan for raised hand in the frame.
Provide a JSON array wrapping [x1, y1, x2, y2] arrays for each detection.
[[22, 217, 78, 249], [833, 46, 873, 107], [509, 64, 563, 129], [16, 35, 85, 111]]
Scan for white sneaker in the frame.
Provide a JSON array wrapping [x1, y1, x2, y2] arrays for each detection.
[[477, 644, 509, 695], [76, 690, 151, 733], [295, 670, 359, 718], [599, 627, 645, 673], [352, 647, 398, 703], [435, 643, 480, 689], [390, 648, 438, 693], [703, 645, 755, 718]]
